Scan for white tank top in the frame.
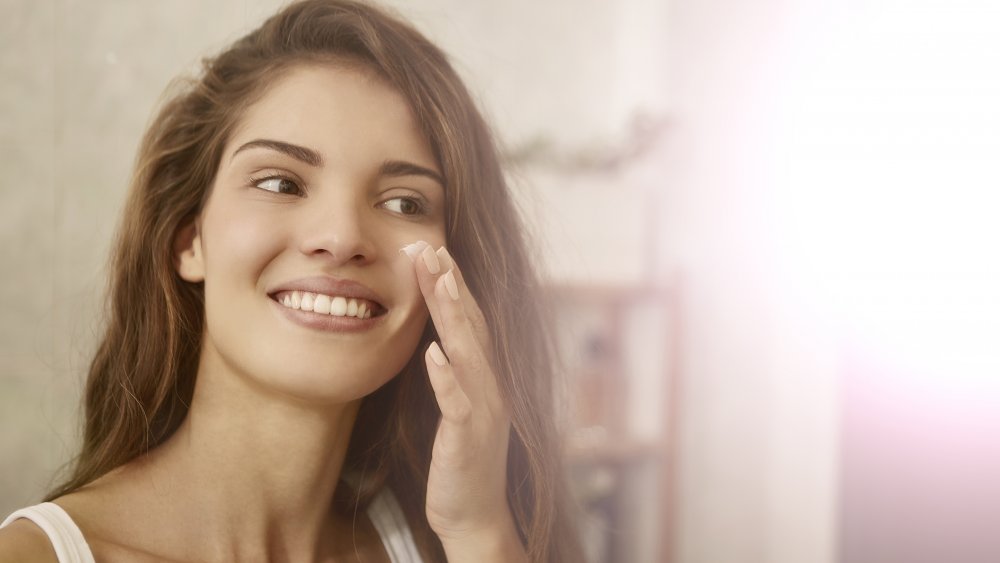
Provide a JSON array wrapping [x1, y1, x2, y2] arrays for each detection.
[[1, 489, 424, 562]]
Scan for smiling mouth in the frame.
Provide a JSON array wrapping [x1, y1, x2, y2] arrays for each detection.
[[270, 290, 387, 319]]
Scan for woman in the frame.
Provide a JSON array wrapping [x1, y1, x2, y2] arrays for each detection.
[[0, 1, 582, 561]]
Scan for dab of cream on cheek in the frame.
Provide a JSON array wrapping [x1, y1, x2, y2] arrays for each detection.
[[399, 242, 431, 306], [399, 243, 427, 291], [399, 242, 426, 261]]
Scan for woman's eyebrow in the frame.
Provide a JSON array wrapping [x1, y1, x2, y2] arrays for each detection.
[[230, 140, 442, 186], [231, 138, 323, 167], [380, 160, 445, 187]]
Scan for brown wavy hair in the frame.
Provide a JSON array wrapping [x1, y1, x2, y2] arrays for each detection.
[[45, 1, 581, 561]]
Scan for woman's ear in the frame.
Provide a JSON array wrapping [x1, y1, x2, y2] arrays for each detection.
[[174, 218, 205, 282]]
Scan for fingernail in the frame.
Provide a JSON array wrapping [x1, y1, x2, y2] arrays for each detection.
[[435, 246, 454, 270], [422, 244, 441, 274], [428, 341, 448, 366], [400, 241, 428, 261], [443, 270, 459, 301]]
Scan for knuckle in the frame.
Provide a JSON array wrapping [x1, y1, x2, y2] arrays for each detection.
[[470, 317, 488, 340], [445, 401, 473, 423], [455, 346, 487, 374], [446, 339, 475, 365], [431, 371, 458, 396]]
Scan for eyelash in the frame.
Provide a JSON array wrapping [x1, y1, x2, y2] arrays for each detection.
[[248, 172, 303, 196], [248, 172, 432, 218], [380, 192, 430, 218]]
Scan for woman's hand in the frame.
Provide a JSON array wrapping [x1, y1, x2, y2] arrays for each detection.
[[405, 241, 527, 561]]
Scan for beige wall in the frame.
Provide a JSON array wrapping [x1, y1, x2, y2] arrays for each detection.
[[0, 0, 306, 518]]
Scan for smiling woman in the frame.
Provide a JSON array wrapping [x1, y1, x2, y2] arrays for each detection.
[[0, 1, 582, 562]]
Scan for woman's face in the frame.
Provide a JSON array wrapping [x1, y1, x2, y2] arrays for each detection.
[[177, 63, 446, 404]]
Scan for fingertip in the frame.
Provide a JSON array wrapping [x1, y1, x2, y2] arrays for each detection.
[[435, 246, 454, 270], [443, 270, 460, 301], [421, 244, 441, 274], [433, 270, 454, 302], [400, 240, 429, 261], [427, 340, 449, 366]]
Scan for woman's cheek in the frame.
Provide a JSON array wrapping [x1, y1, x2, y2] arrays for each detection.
[[209, 207, 280, 269]]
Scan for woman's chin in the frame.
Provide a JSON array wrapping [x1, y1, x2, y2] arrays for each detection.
[[246, 363, 403, 408]]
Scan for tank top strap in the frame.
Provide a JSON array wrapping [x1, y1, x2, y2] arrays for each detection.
[[366, 488, 425, 563], [2, 496, 419, 563], [1, 502, 96, 563]]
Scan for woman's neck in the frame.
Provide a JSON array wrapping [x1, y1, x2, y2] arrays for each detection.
[[139, 361, 365, 561]]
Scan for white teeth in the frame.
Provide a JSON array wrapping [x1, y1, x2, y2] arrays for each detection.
[[313, 294, 331, 314], [277, 291, 375, 319], [331, 296, 347, 316]]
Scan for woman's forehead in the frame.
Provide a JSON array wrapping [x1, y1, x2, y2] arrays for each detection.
[[223, 63, 438, 174]]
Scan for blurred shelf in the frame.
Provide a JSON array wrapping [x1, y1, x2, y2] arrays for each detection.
[[545, 279, 679, 562]]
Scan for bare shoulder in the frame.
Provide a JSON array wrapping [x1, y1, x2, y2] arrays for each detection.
[[50, 478, 168, 562], [0, 518, 58, 563]]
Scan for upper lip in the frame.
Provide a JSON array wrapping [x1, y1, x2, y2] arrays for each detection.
[[267, 276, 386, 308]]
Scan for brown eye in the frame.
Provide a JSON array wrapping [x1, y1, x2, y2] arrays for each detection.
[[382, 197, 423, 216], [255, 177, 302, 195]]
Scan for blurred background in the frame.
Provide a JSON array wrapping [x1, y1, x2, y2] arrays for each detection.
[[2, 0, 999, 562]]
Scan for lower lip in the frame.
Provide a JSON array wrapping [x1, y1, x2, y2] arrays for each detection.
[[270, 298, 385, 333]]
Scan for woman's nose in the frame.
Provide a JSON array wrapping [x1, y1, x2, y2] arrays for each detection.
[[296, 201, 376, 265]]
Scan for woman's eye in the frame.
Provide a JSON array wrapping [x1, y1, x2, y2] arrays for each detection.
[[254, 177, 302, 195], [382, 196, 423, 216]]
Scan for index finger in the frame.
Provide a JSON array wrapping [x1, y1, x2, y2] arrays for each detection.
[[433, 247, 491, 354], [403, 241, 491, 353]]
